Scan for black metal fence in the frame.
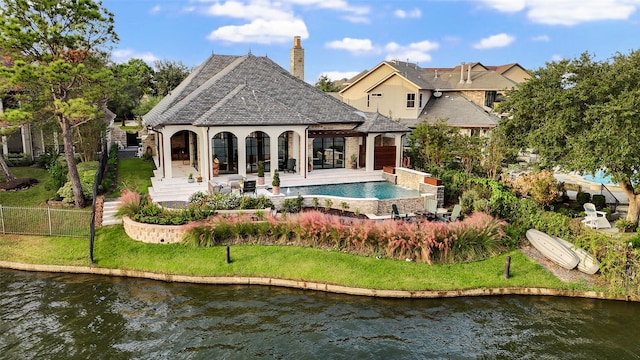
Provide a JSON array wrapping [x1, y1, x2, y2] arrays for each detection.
[[90, 141, 110, 262]]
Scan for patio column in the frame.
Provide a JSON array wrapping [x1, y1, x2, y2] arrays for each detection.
[[292, 131, 300, 174], [21, 124, 33, 156], [237, 135, 247, 178], [365, 133, 377, 172], [269, 131, 279, 176], [162, 129, 172, 179], [199, 128, 208, 180], [394, 133, 404, 168]]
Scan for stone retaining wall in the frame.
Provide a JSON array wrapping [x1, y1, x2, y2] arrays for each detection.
[[122, 216, 188, 244], [395, 167, 445, 207]]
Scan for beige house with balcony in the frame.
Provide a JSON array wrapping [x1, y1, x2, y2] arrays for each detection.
[[339, 60, 530, 135]]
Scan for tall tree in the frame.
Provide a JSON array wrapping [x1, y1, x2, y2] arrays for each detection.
[[108, 58, 153, 124], [497, 51, 640, 225], [0, 0, 118, 207], [153, 59, 190, 96], [315, 74, 341, 92]]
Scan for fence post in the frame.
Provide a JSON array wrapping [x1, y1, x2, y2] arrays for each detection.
[[48, 207, 53, 236], [0, 205, 4, 234]]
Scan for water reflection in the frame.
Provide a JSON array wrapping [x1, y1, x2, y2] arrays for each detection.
[[1, 269, 638, 359]]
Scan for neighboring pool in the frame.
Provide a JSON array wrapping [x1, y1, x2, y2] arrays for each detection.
[[286, 181, 421, 199], [582, 171, 615, 185]]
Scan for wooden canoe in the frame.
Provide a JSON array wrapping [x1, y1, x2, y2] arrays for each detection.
[[526, 229, 580, 270], [554, 237, 600, 275]]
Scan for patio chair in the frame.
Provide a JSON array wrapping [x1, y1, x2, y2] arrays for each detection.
[[438, 204, 462, 222], [581, 202, 611, 229], [242, 180, 256, 195], [391, 204, 408, 221], [285, 158, 296, 173]]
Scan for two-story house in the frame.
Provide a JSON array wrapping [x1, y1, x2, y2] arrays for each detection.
[[339, 60, 530, 136]]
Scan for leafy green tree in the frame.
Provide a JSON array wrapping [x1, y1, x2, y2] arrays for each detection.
[[153, 59, 191, 96], [108, 58, 153, 124], [315, 74, 341, 92], [0, 0, 118, 207], [497, 50, 640, 225], [407, 118, 460, 169]]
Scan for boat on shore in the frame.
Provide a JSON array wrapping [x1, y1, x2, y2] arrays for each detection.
[[526, 229, 580, 270], [554, 237, 600, 275]]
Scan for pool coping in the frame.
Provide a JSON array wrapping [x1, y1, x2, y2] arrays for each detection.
[[1, 261, 637, 302]]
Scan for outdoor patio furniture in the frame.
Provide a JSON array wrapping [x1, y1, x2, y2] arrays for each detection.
[[438, 204, 462, 222], [242, 180, 256, 195], [392, 204, 409, 221], [581, 202, 611, 229], [285, 158, 296, 173]]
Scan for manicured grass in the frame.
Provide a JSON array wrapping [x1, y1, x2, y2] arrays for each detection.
[[0, 226, 586, 292], [107, 158, 155, 197], [0, 167, 57, 206]]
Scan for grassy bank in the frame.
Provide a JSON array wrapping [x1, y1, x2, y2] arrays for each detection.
[[107, 158, 155, 197], [0, 225, 588, 292], [0, 167, 57, 206]]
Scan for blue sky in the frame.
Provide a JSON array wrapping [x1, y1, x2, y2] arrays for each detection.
[[104, 0, 640, 83]]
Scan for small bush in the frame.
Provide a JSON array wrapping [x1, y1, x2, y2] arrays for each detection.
[[576, 191, 591, 205], [5, 153, 33, 167], [591, 194, 606, 210], [282, 195, 304, 213], [615, 219, 636, 233]]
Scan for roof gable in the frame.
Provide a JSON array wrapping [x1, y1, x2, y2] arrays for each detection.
[[144, 54, 366, 127]]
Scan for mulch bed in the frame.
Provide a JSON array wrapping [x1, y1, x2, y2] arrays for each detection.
[[520, 244, 600, 287], [0, 177, 39, 191]]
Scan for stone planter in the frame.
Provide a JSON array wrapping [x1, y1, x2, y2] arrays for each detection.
[[257, 177, 265, 185], [272, 186, 280, 195], [424, 177, 441, 186]]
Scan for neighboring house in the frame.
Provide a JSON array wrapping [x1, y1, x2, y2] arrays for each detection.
[[339, 60, 529, 135], [142, 39, 409, 181]]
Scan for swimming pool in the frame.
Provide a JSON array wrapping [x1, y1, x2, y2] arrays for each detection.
[[286, 181, 421, 199], [582, 171, 615, 185]]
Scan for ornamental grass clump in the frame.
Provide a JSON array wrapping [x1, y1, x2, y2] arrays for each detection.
[[180, 210, 509, 264], [115, 189, 141, 218]]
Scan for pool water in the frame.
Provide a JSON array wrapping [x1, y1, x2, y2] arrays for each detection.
[[582, 171, 614, 185], [286, 181, 420, 199]]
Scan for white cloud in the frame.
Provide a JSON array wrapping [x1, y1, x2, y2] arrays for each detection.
[[150, 5, 161, 14], [394, 8, 422, 19], [384, 40, 439, 63], [325, 38, 378, 54], [532, 35, 550, 42], [112, 49, 160, 64], [319, 71, 361, 81], [286, 0, 369, 16], [204, 0, 292, 21], [551, 54, 565, 62], [478, 0, 640, 26], [207, 18, 308, 44], [527, 0, 637, 25], [473, 33, 515, 49]]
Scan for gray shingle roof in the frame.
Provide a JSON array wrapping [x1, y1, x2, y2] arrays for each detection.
[[143, 54, 366, 128], [355, 112, 411, 133], [382, 60, 434, 89], [400, 93, 498, 129]]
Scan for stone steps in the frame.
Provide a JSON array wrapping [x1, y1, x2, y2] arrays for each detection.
[[102, 199, 122, 226]]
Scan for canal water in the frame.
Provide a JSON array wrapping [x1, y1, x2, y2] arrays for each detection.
[[1, 268, 639, 359]]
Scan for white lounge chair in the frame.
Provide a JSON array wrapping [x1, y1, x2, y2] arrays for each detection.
[[581, 203, 611, 229]]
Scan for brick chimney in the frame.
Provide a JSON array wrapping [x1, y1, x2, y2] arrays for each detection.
[[290, 36, 304, 81]]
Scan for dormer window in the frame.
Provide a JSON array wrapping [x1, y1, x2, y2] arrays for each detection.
[[406, 93, 415, 108]]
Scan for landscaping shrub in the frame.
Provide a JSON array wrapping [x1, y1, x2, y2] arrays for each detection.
[[115, 189, 142, 218], [575, 233, 640, 296], [56, 161, 99, 204], [282, 195, 304, 213], [44, 155, 67, 192], [615, 219, 636, 233], [5, 153, 33, 167], [591, 194, 606, 210], [576, 191, 591, 205]]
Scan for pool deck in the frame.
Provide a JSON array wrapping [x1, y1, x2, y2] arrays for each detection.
[[149, 163, 387, 203]]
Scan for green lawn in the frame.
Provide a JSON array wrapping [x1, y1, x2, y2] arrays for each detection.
[[0, 225, 590, 292], [107, 158, 155, 197], [0, 167, 57, 206]]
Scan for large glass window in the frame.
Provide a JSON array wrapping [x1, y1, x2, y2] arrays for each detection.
[[246, 131, 270, 173], [485, 91, 497, 107], [312, 137, 345, 169], [212, 132, 238, 174]]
